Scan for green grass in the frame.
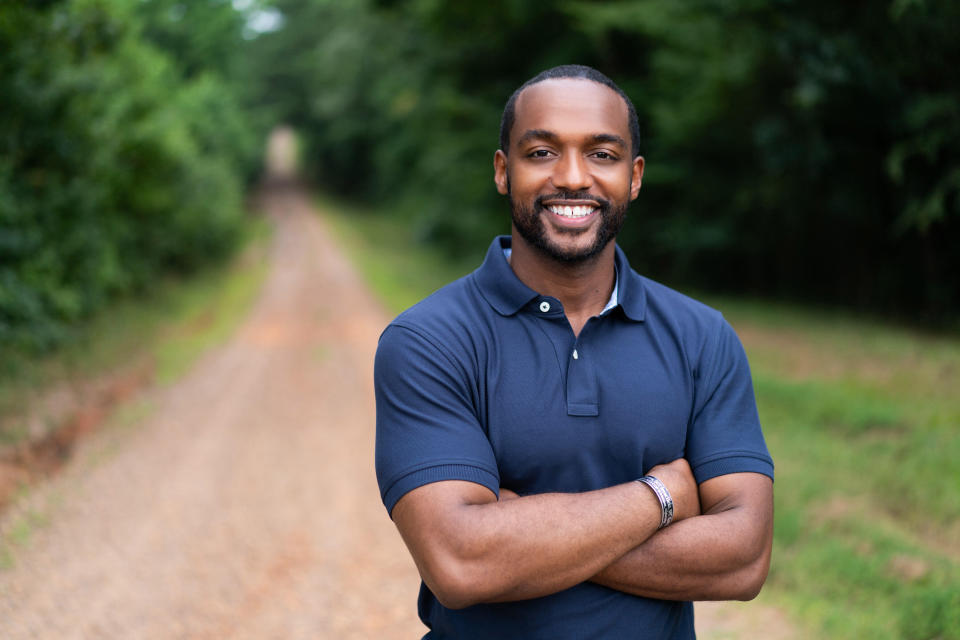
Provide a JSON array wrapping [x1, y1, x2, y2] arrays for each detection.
[[322, 200, 960, 640], [318, 194, 485, 314], [0, 215, 272, 446], [151, 224, 271, 385], [0, 504, 50, 570], [714, 301, 960, 639]]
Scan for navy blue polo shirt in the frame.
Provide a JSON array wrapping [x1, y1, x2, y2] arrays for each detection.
[[375, 236, 774, 639]]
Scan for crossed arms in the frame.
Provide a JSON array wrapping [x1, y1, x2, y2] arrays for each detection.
[[390, 460, 773, 610]]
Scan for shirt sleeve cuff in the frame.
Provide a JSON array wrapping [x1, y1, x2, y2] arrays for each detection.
[[383, 463, 500, 516], [692, 454, 775, 485]]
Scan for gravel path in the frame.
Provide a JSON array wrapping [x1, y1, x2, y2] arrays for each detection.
[[0, 163, 795, 638]]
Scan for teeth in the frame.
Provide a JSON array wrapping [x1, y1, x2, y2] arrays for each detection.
[[549, 205, 596, 218]]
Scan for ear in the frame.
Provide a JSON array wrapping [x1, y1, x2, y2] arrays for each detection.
[[494, 149, 509, 195], [629, 156, 645, 201]]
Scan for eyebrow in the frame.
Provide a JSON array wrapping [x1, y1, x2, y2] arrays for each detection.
[[516, 129, 628, 149], [590, 133, 628, 148], [517, 129, 559, 145]]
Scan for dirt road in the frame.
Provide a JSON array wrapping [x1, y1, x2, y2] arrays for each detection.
[[0, 169, 794, 638], [0, 184, 425, 639]]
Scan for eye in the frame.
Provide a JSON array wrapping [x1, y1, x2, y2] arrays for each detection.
[[527, 149, 554, 159], [591, 151, 617, 161]]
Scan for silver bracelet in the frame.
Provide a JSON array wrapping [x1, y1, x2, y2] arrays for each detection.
[[636, 475, 674, 529]]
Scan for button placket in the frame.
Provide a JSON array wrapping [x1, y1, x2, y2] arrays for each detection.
[[566, 336, 598, 416], [528, 300, 598, 417]]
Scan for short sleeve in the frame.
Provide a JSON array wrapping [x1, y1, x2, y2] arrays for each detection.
[[685, 318, 774, 484], [374, 323, 500, 516]]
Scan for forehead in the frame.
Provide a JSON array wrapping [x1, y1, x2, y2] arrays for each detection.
[[511, 78, 630, 146]]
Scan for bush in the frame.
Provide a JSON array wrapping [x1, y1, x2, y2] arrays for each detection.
[[0, 0, 258, 354]]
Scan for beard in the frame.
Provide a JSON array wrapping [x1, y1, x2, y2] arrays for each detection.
[[509, 189, 628, 264]]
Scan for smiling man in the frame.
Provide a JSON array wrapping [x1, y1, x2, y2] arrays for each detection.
[[374, 65, 774, 639]]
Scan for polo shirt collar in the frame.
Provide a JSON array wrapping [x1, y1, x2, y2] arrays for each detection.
[[475, 236, 539, 315], [475, 236, 647, 321], [613, 243, 647, 321]]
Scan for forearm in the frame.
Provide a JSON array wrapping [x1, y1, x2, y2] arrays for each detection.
[[393, 481, 664, 608], [591, 509, 771, 600], [591, 474, 774, 601]]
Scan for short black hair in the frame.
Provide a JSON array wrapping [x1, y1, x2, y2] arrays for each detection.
[[499, 65, 641, 159]]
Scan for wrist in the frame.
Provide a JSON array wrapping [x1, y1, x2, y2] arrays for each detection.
[[635, 476, 674, 529]]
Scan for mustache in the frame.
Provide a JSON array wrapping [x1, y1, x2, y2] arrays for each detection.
[[535, 192, 611, 210]]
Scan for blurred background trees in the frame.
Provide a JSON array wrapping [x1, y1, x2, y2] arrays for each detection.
[[253, 0, 959, 319], [2, 0, 958, 357], [0, 0, 266, 354]]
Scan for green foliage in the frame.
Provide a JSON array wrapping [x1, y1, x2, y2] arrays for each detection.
[[0, 0, 263, 355], [901, 584, 960, 640], [591, 0, 960, 317], [250, 1, 598, 247], [254, 0, 960, 320]]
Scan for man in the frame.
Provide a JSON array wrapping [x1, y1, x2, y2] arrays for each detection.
[[374, 65, 774, 639]]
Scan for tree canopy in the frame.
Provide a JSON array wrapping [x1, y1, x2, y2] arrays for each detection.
[[253, 0, 960, 319], [2, 0, 957, 357], [0, 0, 265, 353]]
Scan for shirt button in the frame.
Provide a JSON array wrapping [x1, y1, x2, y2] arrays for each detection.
[[573, 349, 579, 360], [539, 301, 551, 313]]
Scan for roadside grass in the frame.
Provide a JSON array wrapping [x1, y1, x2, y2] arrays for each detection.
[[0, 500, 53, 570], [324, 201, 960, 640], [318, 194, 486, 315], [707, 298, 960, 639], [150, 223, 272, 385], [0, 215, 272, 445]]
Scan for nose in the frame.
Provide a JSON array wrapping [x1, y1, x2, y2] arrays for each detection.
[[551, 152, 593, 192]]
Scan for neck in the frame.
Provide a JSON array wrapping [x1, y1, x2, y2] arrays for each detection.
[[508, 229, 617, 334]]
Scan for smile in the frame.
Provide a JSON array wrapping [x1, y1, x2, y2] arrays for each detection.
[[547, 205, 597, 219]]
